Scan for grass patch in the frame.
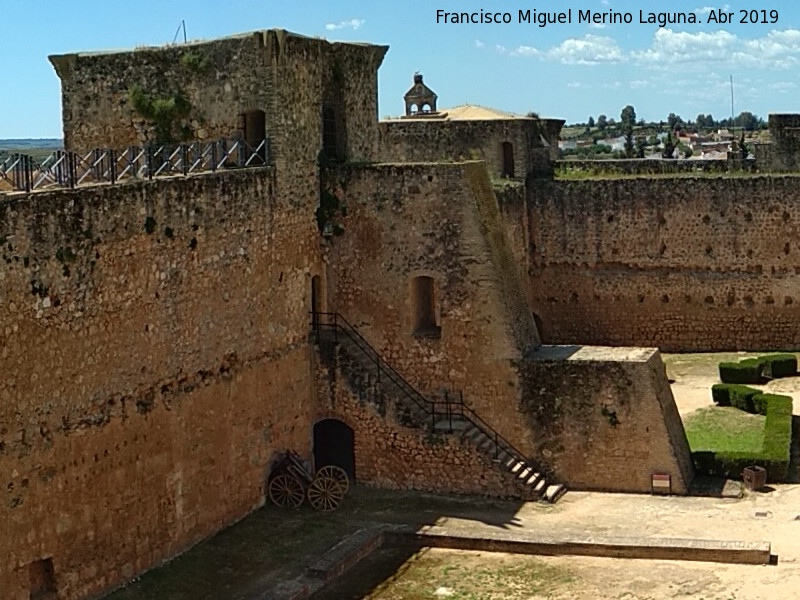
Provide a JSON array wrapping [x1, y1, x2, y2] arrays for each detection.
[[683, 406, 765, 453], [365, 548, 576, 600]]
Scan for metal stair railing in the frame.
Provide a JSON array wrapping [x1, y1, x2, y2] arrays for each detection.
[[313, 311, 431, 417], [311, 311, 550, 479]]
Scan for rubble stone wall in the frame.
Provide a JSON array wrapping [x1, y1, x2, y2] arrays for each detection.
[[378, 119, 553, 178], [50, 30, 387, 165], [321, 162, 532, 456], [312, 345, 523, 498], [0, 168, 320, 600], [528, 175, 800, 350]]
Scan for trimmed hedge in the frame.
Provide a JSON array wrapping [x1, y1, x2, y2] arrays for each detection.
[[719, 354, 798, 384], [718, 358, 764, 384], [760, 354, 798, 379], [710, 384, 761, 412], [692, 393, 793, 482]]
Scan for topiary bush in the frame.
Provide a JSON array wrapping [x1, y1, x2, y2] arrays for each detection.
[[759, 354, 798, 379], [692, 393, 792, 482], [718, 358, 764, 384], [711, 383, 761, 412], [718, 354, 798, 383]]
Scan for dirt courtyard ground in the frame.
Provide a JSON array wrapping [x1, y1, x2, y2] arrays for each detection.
[[107, 352, 800, 600], [315, 484, 800, 600]]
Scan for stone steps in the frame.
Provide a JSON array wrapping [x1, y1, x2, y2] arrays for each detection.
[[461, 424, 561, 502], [316, 328, 566, 504]]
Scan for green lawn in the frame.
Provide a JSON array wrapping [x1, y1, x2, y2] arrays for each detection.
[[683, 406, 766, 453]]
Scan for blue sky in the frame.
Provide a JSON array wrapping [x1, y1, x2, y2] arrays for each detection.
[[4, 0, 800, 138]]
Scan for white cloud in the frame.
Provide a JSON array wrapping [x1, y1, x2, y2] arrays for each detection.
[[548, 35, 623, 65], [768, 81, 798, 92], [511, 45, 540, 57], [325, 18, 364, 31], [629, 79, 652, 89], [567, 81, 585, 88], [693, 6, 713, 15], [501, 27, 800, 76], [635, 28, 800, 69], [739, 29, 800, 68], [634, 29, 737, 64], [474, 39, 485, 48]]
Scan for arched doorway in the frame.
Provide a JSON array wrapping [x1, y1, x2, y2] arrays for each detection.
[[313, 419, 355, 481]]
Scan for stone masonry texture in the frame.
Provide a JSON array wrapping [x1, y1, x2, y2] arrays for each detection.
[[0, 26, 716, 600], [528, 176, 800, 350]]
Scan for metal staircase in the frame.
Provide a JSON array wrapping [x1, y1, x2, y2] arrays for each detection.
[[312, 312, 566, 503]]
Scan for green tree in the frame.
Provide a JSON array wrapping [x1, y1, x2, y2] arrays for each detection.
[[636, 138, 647, 158], [739, 132, 750, 158], [596, 114, 607, 131], [667, 112, 683, 130], [662, 132, 676, 159], [621, 105, 636, 158], [735, 111, 760, 131], [588, 116, 595, 128], [620, 105, 636, 129]]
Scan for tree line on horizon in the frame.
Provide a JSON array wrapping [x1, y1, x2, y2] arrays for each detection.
[[574, 107, 766, 134], [561, 105, 765, 160]]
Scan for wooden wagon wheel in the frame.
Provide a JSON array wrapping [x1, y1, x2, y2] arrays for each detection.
[[307, 476, 345, 511], [269, 474, 305, 508], [315, 465, 350, 495]]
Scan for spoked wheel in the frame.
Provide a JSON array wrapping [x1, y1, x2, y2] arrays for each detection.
[[269, 474, 305, 508], [315, 465, 350, 495], [307, 476, 345, 511]]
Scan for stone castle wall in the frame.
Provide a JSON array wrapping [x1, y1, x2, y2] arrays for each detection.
[[378, 119, 553, 178], [0, 169, 321, 600], [753, 114, 800, 172], [556, 158, 741, 176], [528, 175, 800, 350], [312, 344, 524, 498], [321, 162, 531, 454], [50, 31, 387, 166], [319, 162, 691, 493]]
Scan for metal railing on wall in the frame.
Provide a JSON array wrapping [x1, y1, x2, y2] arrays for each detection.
[[0, 137, 269, 194]]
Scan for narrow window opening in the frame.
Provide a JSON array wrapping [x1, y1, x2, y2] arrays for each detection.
[[502, 141, 515, 178], [29, 558, 57, 600], [411, 276, 441, 338], [240, 109, 266, 164]]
